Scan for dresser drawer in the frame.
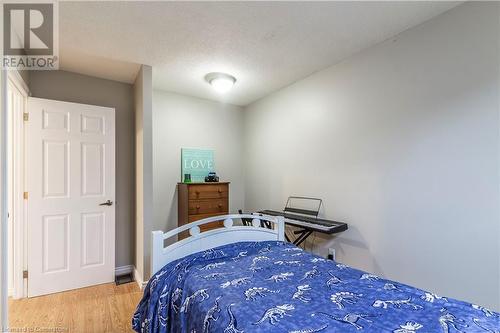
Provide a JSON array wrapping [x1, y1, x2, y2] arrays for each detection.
[[188, 184, 228, 200], [188, 199, 228, 215], [188, 213, 223, 223], [200, 221, 223, 232], [188, 213, 224, 232], [178, 182, 230, 240], [179, 214, 225, 239]]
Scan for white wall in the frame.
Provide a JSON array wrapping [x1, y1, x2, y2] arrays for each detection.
[[244, 2, 500, 310], [153, 91, 245, 235]]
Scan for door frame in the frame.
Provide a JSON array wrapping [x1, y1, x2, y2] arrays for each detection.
[[1, 68, 8, 333], [7, 71, 29, 299]]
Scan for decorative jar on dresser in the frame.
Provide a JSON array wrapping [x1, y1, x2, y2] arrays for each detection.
[[177, 182, 229, 239]]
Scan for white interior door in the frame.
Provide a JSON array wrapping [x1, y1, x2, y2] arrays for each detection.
[[27, 97, 115, 297]]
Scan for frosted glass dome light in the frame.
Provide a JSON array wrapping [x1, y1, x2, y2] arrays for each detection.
[[205, 72, 236, 94]]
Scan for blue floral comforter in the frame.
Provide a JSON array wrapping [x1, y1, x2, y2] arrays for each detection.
[[132, 241, 499, 332]]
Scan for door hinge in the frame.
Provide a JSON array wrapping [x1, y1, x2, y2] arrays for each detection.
[[23, 112, 29, 121], [23, 191, 28, 200], [23, 270, 28, 279]]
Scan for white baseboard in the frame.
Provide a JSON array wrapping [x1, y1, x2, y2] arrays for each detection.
[[115, 265, 134, 276], [134, 268, 147, 290]]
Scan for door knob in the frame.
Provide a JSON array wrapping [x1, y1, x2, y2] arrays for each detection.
[[99, 200, 113, 206]]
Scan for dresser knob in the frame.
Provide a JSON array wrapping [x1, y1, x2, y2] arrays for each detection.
[[196, 206, 200, 209], [218, 188, 222, 193]]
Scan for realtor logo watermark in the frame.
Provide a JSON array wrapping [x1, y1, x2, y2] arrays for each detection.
[[2, 1, 59, 70]]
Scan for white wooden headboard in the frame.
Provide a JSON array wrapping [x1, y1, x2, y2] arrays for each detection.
[[151, 214, 285, 275]]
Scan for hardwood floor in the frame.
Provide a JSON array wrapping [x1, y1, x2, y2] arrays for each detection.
[[8, 282, 142, 333]]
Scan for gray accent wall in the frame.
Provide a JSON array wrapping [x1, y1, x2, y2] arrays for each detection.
[[244, 2, 500, 310], [29, 70, 136, 268]]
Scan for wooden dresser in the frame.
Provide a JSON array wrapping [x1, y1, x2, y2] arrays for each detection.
[[177, 182, 230, 239]]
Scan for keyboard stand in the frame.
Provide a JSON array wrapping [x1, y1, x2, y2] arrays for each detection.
[[255, 212, 346, 246], [243, 197, 347, 247], [259, 196, 347, 246], [243, 211, 317, 246], [291, 229, 313, 246]]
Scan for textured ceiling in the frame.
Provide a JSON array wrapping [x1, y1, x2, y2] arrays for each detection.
[[59, 1, 460, 106]]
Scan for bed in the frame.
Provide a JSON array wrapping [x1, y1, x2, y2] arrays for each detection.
[[133, 214, 499, 332]]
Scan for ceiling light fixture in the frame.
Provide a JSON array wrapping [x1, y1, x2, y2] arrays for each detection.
[[205, 72, 236, 94]]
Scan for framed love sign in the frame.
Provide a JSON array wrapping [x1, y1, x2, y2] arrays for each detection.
[[181, 148, 215, 182]]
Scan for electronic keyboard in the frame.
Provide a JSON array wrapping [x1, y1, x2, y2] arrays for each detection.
[[259, 209, 348, 234]]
